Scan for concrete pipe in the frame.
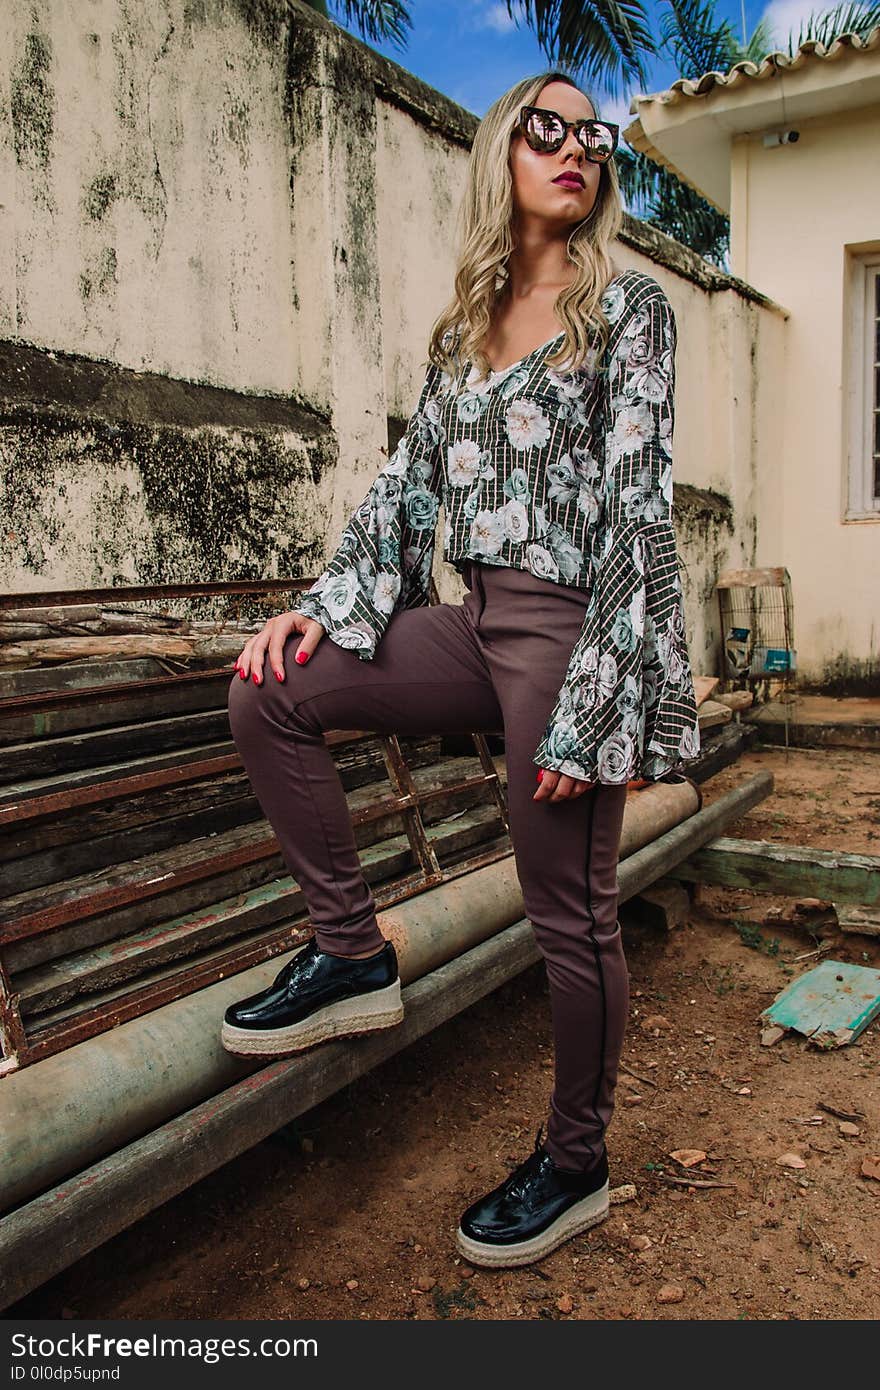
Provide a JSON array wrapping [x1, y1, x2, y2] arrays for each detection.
[[0, 774, 702, 1213]]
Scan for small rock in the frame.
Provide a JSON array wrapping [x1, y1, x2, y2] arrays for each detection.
[[346, 1278, 359, 1291], [413, 1243, 423, 1253], [629, 1234, 652, 1251], [737, 1086, 752, 1096], [776, 1152, 807, 1169], [657, 1283, 685, 1304], [623, 1093, 644, 1106], [641, 1014, 672, 1033], [860, 1156, 880, 1181], [839, 1122, 860, 1137], [417, 1275, 436, 1292], [669, 1149, 707, 1168], [297, 1277, 310, 1290], [761, 1026, 785, 1047], [610, 1183, 638, 1204], [556, 1293, 574, 1314], [461, 1266, 474, 1279], [300, 1136, 314, 1153]]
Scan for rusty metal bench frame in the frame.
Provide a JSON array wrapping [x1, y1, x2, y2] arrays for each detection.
[[0, 579, 510, 1073]]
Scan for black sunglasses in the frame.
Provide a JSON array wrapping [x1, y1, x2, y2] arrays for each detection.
[[515, 105, 619, 164]]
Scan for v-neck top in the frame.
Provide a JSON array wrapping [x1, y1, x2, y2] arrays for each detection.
[[291, 267, 701, 785]]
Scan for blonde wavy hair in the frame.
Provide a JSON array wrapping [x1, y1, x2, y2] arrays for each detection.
[[428, 70, 624, 384]]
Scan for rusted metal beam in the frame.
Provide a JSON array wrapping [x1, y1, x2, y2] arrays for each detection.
[[0, 667, 232, 718], [4, 842, 516, 1071], [2, 766, 505, 943], [0, 578, 317, 611], [0, 753, 243, 828]]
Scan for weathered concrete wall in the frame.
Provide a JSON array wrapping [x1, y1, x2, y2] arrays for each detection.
[[0, 0, 786, 683]]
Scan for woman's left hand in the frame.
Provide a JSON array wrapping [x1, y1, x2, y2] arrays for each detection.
[[532, 768, 593, 802]]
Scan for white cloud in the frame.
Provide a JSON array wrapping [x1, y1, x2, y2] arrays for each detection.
[[467, 2, 527, 35], [760, 1, 827, 51], [593, 94, 638, 132]]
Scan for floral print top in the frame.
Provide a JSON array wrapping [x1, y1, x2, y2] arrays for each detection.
[[291, 267, 701, 784]]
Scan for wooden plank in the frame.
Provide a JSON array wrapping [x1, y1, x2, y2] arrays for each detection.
[[0, 658, 166, 698], [0, 739, 235, 811], [716, 567, 789, 588], [836, 905, 880, 936], [667, 837, 880, 907], [697, 699, 733, 730], [693, 676, 719, 707], [0, 682, 232, 745], [714, 690, 754, 712], [0, 635, 197, 666], [681, 721, 759, 783], [0, 709, 231, 780]]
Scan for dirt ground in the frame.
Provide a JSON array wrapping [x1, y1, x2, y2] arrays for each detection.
[[8, 741, 880, 1321]]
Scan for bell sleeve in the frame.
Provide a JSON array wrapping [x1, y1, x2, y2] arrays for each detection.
[[290, 359, 445, 661], [531, 285, 701, 784]]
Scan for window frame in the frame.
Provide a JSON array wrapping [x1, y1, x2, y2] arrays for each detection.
[[845, 251, 880, 520]]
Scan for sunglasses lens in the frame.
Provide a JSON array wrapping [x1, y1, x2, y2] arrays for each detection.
[[580, 122, 616, 162], [523, 109, 564, 149]]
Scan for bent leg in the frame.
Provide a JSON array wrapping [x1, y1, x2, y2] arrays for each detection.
[[227, 601, 502, 956]]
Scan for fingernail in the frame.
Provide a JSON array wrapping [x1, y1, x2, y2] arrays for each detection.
[[274, 669, 284, 682], [252, 672, 261, 685], [295, 651, 309, 665], [536, 770, 544, 782], [238, 668, 247, 680]]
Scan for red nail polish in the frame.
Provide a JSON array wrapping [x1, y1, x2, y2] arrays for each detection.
[[252, 672, 261, 685], [274, 669, 284, 682], [537, 770, 544, 782], [295, 651, 309, 665], [239, 668, 246, 680]]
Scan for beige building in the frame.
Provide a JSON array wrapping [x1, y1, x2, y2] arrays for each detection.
[[625, 25, 880, 690]]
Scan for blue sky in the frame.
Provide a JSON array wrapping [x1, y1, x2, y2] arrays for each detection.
[[350, 0, 818, 129]]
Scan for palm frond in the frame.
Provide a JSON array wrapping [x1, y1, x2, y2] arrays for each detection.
[[615, 146, 730, 268], [514, 1, 657, 100], [782, 2, 880, 54], [331, 0, 413, 49], [656, 0, 739, 77]]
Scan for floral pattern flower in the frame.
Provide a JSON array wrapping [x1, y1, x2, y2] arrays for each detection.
[[291, 268, 701, 783]]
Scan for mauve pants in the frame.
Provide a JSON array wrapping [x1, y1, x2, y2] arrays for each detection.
[[227, 560, 630, 1171]]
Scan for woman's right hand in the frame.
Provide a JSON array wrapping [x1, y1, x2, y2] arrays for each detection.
[[233, 610, 326, 686]]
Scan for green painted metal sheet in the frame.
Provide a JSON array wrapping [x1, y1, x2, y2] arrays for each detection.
[[761, 959, 880, 1048]]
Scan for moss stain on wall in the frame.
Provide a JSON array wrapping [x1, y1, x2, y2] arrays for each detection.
[[11, 29, 55, 195], [2, 407, 331, 588]]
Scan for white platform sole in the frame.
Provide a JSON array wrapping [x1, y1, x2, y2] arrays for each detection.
[[220, 978, 404, 1057], [455, 1182, 610, 1268]]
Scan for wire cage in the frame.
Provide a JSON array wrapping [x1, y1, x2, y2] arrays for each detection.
[[716, 566, 796, 703]]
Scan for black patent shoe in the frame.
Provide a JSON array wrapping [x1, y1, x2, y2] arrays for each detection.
[[455, 1124, 610, 1269], [220, 937, 403, 1058]]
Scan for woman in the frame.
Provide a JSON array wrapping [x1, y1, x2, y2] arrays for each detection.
[[223, 70, 701, 1270]]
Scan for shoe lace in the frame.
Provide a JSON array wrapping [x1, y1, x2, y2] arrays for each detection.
[[504, 1123, 550, 1201]]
